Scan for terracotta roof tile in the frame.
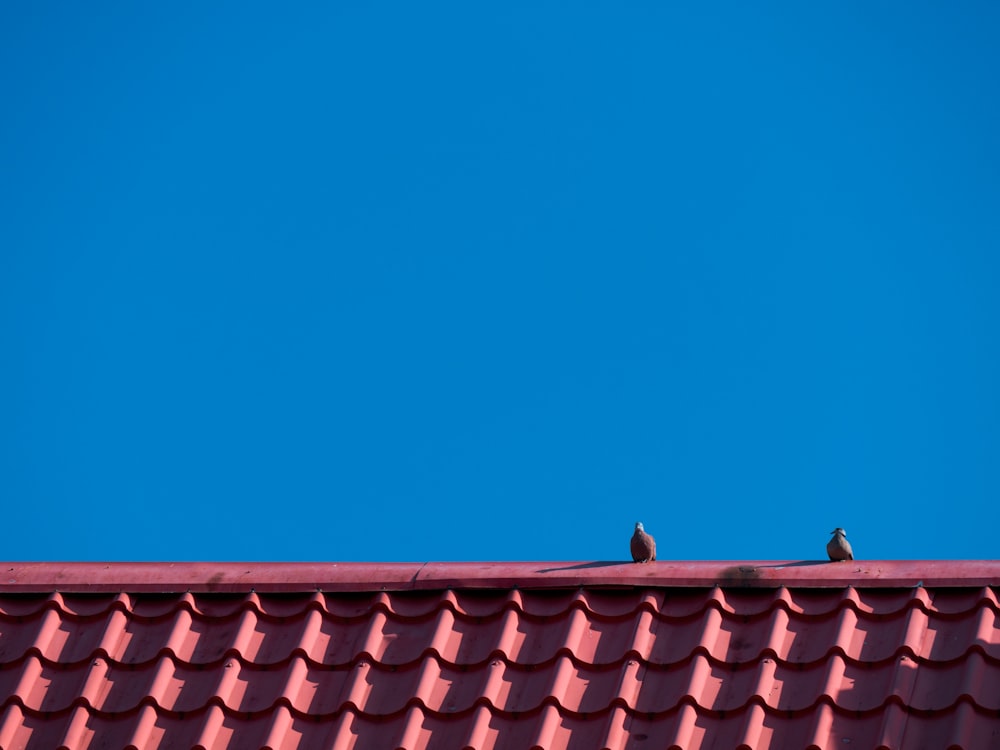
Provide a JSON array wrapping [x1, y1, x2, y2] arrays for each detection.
[[0, 561, 998, 749]]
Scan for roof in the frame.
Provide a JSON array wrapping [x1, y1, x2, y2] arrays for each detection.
[[0, 561, 998, 750]]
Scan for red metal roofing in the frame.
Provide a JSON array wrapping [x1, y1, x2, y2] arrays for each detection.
[[0, 561, 998, 749], [2, 559, 996, 592]]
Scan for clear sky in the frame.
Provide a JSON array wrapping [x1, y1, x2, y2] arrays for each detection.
[[2, 4, 998, 563]]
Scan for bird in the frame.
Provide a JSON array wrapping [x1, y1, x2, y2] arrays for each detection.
[[827, 528, 854, 561], [631, 522, 656, 563]]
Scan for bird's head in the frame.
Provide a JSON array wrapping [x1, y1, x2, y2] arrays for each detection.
[[635, 522, 644, 532], [830, 527, 847, 536]]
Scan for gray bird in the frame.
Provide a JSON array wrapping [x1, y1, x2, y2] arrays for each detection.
[[827, 528, 854, 561], [631, 522, 656, 563]]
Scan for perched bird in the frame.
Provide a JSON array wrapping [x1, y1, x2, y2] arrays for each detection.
[[827, 528, 854, 561], [631, 522, 656, 563]]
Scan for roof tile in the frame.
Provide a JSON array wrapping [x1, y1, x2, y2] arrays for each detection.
[[0, 562, 998, 748]]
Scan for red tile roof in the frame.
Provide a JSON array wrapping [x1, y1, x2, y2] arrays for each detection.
[[0, 561, 998, 749]]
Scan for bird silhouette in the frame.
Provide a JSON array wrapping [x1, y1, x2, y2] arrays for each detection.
[[827, 528, 854, 561], [631, 522, 656, 563]]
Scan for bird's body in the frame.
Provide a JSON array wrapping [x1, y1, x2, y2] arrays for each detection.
[[631, 522, 656, 563], [827, 528, 854, 561]]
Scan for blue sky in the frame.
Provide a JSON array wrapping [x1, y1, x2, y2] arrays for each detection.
[[2, 4, 998, 562]]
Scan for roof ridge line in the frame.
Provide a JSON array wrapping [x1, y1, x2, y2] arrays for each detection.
[[1, 560, 998, 593]]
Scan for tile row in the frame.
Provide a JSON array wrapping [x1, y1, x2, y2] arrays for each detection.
[[2, 648, 998, 716], [1, 695, 997, 750], [1, 593, 997, 669], [1, 585, 996, 622]]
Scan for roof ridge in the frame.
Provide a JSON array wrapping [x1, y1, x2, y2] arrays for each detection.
[[2, 560, 998, 593]]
